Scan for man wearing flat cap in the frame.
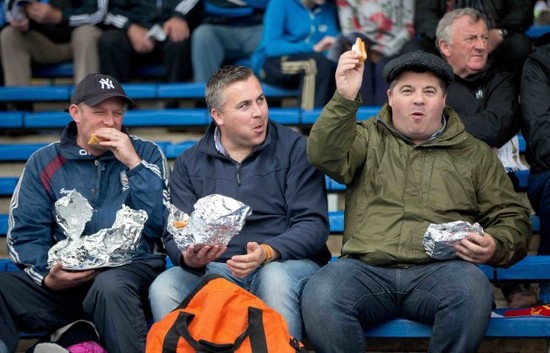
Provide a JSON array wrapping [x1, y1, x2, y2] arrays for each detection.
[[302, 50, 531, 352], [0, 73, 169, 353]]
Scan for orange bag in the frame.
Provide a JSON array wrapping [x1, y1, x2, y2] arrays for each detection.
[[146, 275, 307, 353]]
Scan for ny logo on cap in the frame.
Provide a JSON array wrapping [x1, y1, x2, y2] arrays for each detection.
[[99, 78, 115, 90]]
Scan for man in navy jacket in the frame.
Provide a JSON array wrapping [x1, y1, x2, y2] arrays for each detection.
[[149, 65, 330, 340], [0, 74, 169, 353]]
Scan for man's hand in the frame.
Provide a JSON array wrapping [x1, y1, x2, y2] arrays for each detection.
[[128, 24, 155, 53], [226, 242, 265, 279], [43, 262, 97, 291], [335, 50, 364, 101], [487, 29, 504, 54], [182, 244, 227, 268], [9, 18, 29, 31], [91, 128, 142, 169], [163, 17, 190, 43], [455, 232, 497, 264], [25, 2, 62, 24]]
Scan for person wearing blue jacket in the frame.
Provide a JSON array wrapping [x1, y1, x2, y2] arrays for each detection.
[[0, 74, 170, 353], [149, 65, 331, 340], [250, 0, 340, 107]]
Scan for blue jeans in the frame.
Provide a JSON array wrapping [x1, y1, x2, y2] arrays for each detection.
[[191, 24, 263, 82], [149, 259, 320, 340], [301, 258, 494, 353]]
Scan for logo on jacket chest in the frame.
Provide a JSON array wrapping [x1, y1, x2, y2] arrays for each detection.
[[120, 171, 129, 192], [475, 88, 484, 100]]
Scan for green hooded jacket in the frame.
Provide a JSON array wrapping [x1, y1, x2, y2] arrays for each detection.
[[307, 92, 531, 268]]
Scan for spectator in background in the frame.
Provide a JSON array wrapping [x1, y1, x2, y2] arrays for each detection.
[[534, 0, 550, 25], [192, 0, 267, 83], [149, 65, 331, 340], [250, 0, 340, 108], [99, 0, 202, 83], [0, 73, 170, 353], [436, 9, 535, 308], [521, 32, 550, 304], [0, 0, 105, 85], [303, 49, 531, 353], [436, 9, 521, 162], [327, 0, 415, 106], [401, 0, 535, 87]]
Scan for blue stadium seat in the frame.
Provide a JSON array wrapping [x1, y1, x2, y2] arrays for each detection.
[[124, 109, 209, 127], [164, 141, 197, 159], [0, 112, 24, 128], [0, 177, 18, 196], [301, 106, 380, 124], [0, 143, 49, 161], [0, 85, 71, 102], [24, 111, 70, 128], [268, 107, 301, 125]]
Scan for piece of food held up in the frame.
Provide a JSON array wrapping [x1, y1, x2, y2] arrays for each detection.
[[352, 37, 367, 63]]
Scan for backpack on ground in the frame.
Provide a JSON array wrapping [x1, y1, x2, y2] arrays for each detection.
[[146, 274, 308, 353]]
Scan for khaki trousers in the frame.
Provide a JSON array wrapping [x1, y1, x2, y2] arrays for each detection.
[[0, 24, 101, 85]]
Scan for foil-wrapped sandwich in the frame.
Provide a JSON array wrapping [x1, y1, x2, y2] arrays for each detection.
[[47, 190, 148, 270], [168, 194, 252, 251], [423, 221, 484, 260]]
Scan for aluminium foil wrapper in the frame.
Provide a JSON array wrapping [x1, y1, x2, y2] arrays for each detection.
[[423, 220, 484, 260], [169, 194, 252, 251], [47, 190, 148, 270]]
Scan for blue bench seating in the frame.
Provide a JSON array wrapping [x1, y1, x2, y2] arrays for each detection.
[[0, 82, 299, 103]]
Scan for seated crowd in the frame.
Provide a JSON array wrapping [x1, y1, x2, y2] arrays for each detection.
[[1, 1, 550, 352]]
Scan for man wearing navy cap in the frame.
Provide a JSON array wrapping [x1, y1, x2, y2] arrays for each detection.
[[0, 73, 169, 353], [302, 50, 531, 352]]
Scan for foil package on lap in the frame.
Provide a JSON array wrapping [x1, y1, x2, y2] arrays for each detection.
[[168, 194, 252, 251], [423, 221, 484, 260], [47, 190, 148, 270]]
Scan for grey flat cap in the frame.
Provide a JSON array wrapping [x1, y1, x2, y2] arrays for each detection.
[[382, 50, 454, 86]]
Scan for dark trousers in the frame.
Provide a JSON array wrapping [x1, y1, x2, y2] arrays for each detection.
[[528, 170, 550, 255], [0, 258, 164, 353], [263, 53, 336, 108], [99, 28, 192, 83]]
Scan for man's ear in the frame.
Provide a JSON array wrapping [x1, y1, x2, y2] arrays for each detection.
[[438, 40, 451, 58], [68, 104, 81, 123], [211, 108, 223, 126], [387, 88, 393, 107]]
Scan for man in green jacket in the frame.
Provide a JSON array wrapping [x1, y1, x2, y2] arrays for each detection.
[[302, 50, 531, 353]]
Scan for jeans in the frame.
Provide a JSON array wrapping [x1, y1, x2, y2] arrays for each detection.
[[149, 259, 320, 340], [301, 258, 494, 353], [191, 24, 263, 82]]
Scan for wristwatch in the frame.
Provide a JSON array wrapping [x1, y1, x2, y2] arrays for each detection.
[[497, 29, 508, 38]]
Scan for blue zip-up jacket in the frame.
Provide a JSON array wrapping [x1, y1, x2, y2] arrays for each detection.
[[250, 0, 340, 75], [164, 120, 331, 268], [7, 122, 170, 285]]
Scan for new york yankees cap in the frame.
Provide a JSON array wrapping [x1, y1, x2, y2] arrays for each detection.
[[71, 73, 134, 106]]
